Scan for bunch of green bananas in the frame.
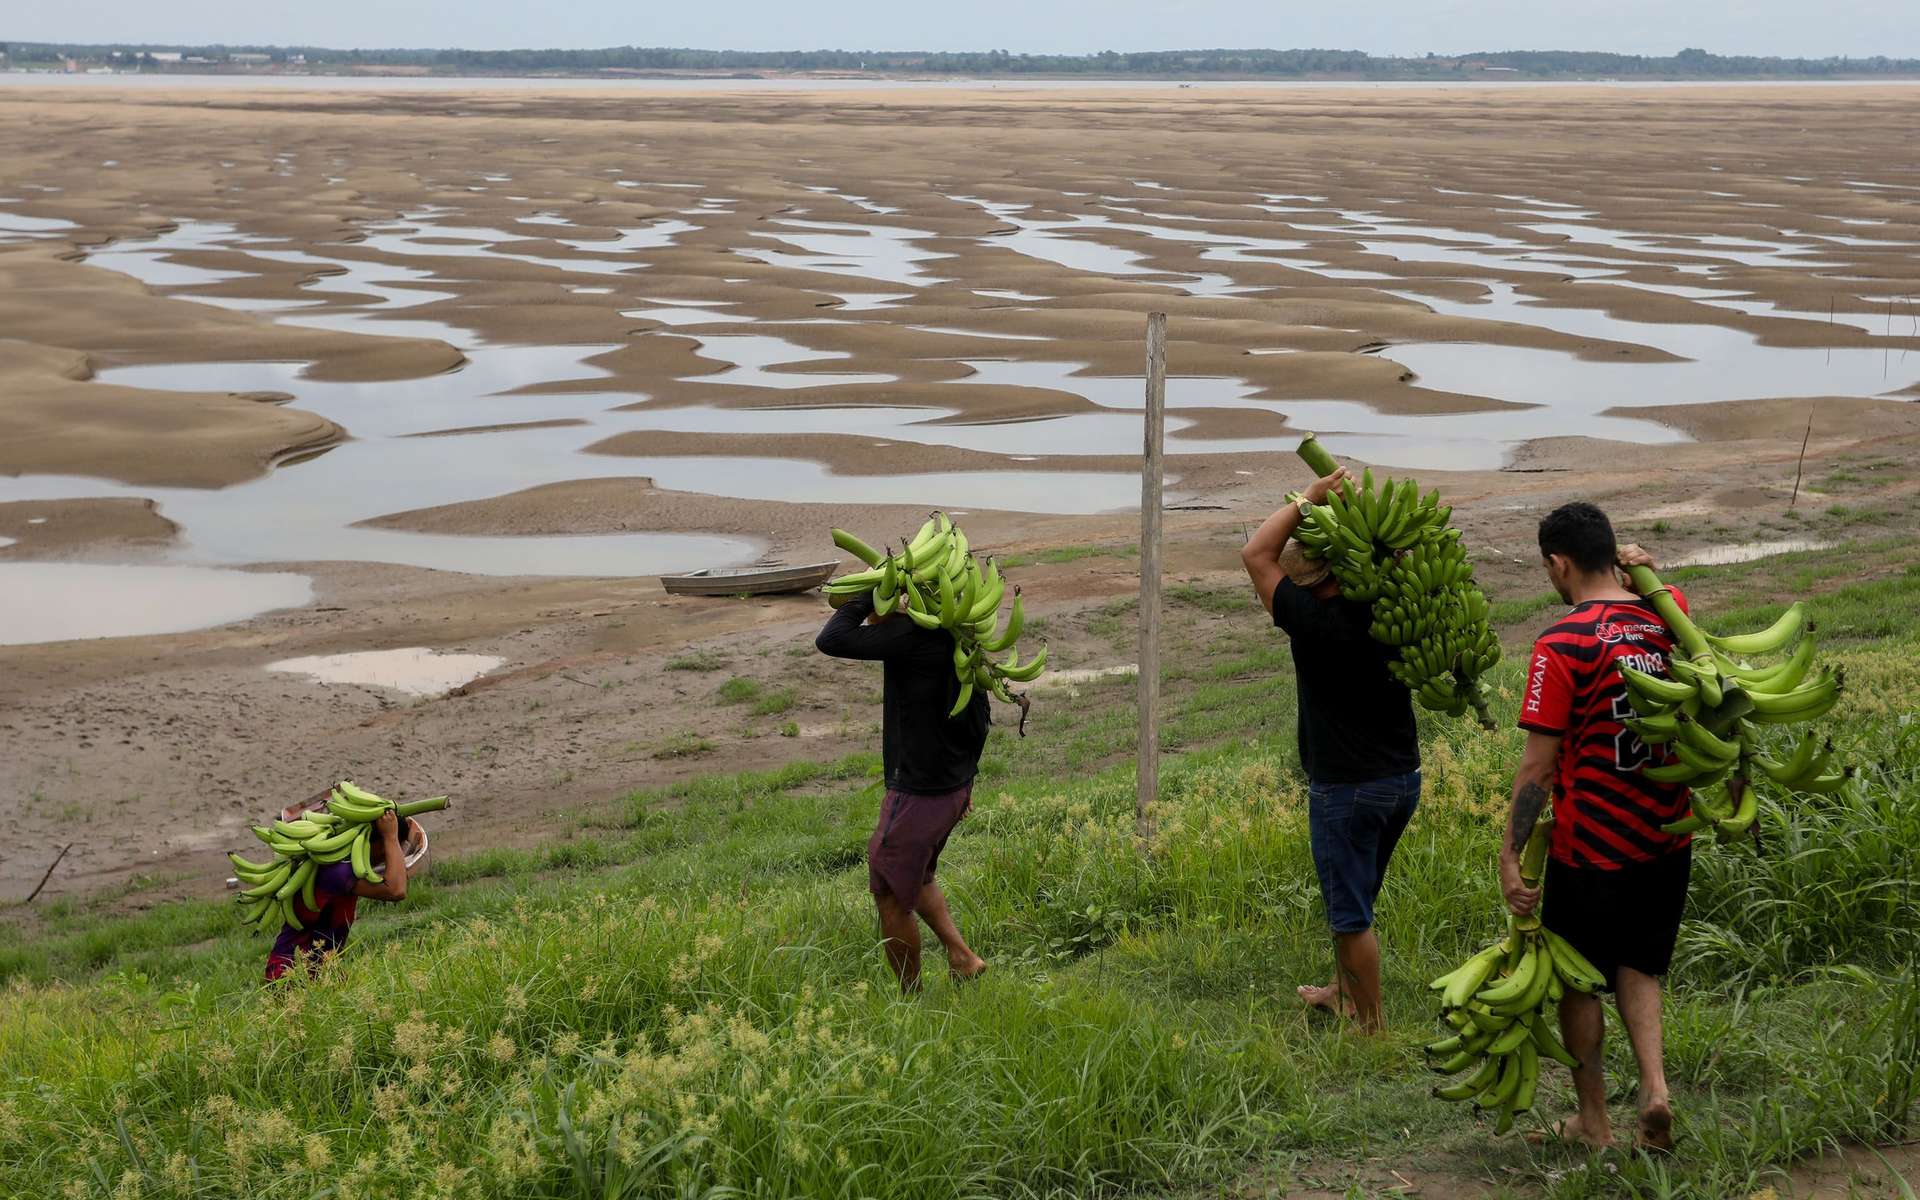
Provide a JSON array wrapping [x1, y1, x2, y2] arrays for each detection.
[[227, 782, 448, 933], [1290, 435, 1500, 728], [823, 513, 1045, 713], [1619, 566, 1850, 845], [1425, 817, 1602, 1134]]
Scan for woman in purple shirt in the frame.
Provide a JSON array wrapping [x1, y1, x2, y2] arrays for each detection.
[[264, 811, 413, 981]]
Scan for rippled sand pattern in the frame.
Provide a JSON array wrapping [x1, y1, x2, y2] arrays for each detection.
[[1, 82, 1917, 571]]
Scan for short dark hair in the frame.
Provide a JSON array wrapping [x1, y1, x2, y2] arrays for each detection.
[[1538, 502, 1617, 574]]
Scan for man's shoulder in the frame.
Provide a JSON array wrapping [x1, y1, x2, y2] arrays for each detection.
[[1530, 607, 1625, 679], [1536, 602, 1596, 641]]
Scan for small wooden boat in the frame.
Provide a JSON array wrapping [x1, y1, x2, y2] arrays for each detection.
[[660, 561, 838, 598]]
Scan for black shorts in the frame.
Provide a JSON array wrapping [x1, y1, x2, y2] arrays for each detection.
[[867, 784, 971, 907], [1541, 847, 1691, 992]]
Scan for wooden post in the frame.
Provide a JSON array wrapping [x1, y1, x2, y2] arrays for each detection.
[[1137, 312, 1167, 848]]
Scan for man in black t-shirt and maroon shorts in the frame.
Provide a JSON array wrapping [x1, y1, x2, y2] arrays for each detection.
[[818, 592, 991, 993], [1243, 465, 1423, 1034], [1501, 502, 1710, 1153]]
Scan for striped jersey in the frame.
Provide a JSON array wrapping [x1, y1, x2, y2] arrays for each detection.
[[1518, 589, 1692, 869]]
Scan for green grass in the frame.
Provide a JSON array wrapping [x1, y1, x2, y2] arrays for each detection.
[[651, 732, 715, 760], [716, 677, 762, 704], [999, 543, 1139, 569], [3, 537, 1918, 1198], [1489, 589, 1564, 627], [751, 688, 798, 717], [665, 649, 728, 672]]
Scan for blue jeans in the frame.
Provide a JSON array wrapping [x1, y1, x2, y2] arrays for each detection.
[[1308, 770, 1421, 935]]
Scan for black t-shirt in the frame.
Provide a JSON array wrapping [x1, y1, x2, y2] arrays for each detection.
[[815, 594, 991, 794], [1270, 579, 1420, 786]]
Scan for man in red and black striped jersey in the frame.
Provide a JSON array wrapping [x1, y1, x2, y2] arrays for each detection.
[[1500, 501, 1699, 1154]]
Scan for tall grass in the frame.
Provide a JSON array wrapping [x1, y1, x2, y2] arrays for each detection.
[[3, 543, 1918, 1198]]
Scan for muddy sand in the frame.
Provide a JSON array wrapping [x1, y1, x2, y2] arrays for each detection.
[[1, 81, 1918, 907]]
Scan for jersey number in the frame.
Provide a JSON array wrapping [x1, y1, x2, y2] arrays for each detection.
[[1613, 693, 1657, 772]]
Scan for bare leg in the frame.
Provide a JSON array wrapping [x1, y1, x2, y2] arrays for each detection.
[[1615, 967, 1673, 1152], [874, 893, 921, 993], [1338, 929, 1385, 1032], [1532, 989, 1615, 1148], [913, 881, 986, 979]]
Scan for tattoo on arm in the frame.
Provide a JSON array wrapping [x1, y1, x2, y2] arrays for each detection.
[[1509, 781, 1549, 854]]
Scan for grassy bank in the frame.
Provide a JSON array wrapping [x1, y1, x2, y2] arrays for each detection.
[[3, 537, 1918, 1198]]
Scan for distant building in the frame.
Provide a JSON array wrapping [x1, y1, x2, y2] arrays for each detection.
[[230, 52, 271, 65], [149, 51, 183, 63]]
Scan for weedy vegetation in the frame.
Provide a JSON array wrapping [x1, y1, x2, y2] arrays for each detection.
[[1, 538, 1916, 1198]]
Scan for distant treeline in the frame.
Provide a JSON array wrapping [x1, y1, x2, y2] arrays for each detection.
[[6, 41, 1920, 78]]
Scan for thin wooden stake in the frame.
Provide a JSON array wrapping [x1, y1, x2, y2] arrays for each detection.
[[1136, 312, 1167, 850], [25, 843, 73, 904], [1789, 409, 1814, 512]]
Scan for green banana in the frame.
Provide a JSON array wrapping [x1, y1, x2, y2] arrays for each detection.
[[1620, 663, 1696, 706], [1713, 784, 1761, 842], [1434, 1054, 1502, 1101], [1475, 940, 1542, 1008], [1433, 942, 1506, 1010], [1475, 1051, 1526, 1110], [335, 781, 391, 809], [1000, 645, 1048, 683], [1744, 671, 1842, 723], [1531, 1013, 1581, 1070], [1487, 1017, 1535, 1056], [1755, 732, 1824, 787], [1674, 717, 1742, 764], [1705, 602, 1807, 656], [831, 527, 885, 568], [1737, 634, 1817, 695], [1643, 759, 1709, 784], [1511, 1041, 1542, 1113], [275, 859, 316, 902], [1795, 767, 1853, 795], [1624, 713, 1681, 745], [1541, 929, 1605, 993], [982, 592, 1025, 652], [238, 864, 291, 900]]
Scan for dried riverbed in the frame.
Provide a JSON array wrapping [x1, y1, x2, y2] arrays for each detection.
[[2, 80, 1917, 901]]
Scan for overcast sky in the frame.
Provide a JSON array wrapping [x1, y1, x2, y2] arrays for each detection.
[[10, 0, 1919, 59]]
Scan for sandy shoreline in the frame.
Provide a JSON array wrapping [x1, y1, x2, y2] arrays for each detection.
[[3, 80, 1918, 904]]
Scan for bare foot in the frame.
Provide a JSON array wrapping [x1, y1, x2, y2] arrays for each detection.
[[1635, 1096, 1674, 1153], [1525, 1115, 1616, 1150], [949, 954, 988, 982], [1296, 982, 1357, 1020]]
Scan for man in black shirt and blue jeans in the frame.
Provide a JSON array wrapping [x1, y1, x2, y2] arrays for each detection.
[[818, 592, 991, 992], [1242, 465, 1422, 1033]]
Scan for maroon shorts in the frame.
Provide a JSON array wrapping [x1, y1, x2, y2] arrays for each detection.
[[867, 783, 972, 906]]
